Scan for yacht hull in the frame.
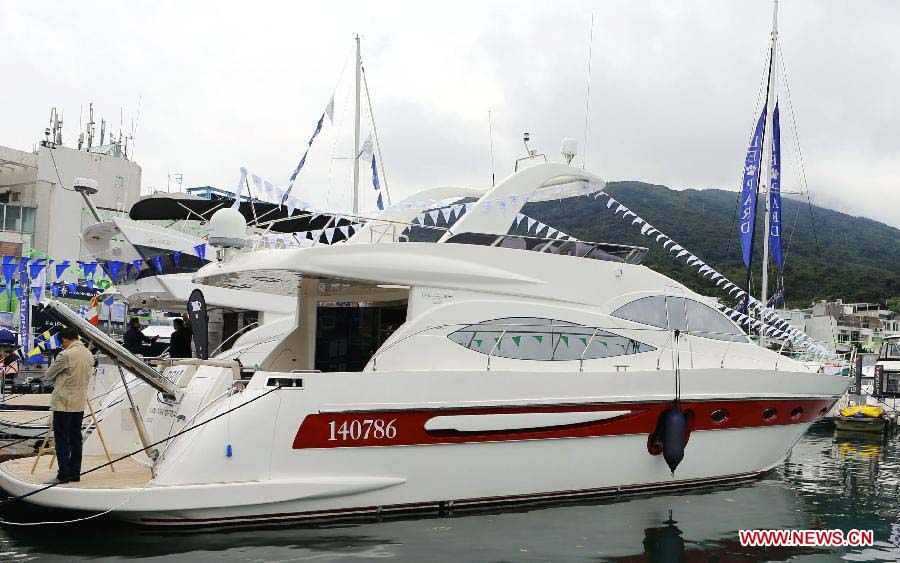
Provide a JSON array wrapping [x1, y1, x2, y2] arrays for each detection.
[[0, 369, 847, 526]]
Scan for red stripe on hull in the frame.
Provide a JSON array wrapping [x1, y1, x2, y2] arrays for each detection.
[[293, 398, 835, 449]]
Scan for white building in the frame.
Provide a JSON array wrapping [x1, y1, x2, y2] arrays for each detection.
[[0, 137, 140, 265]]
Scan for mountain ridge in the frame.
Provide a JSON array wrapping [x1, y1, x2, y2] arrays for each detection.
[[520, 181, 900, 307]]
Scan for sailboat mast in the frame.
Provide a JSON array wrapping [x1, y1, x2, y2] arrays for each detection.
[[759, 0, 779, 346], [352, 34, 362, 214]]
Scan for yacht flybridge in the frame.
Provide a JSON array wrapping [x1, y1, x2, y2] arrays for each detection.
[[0, 162, 849, 525]]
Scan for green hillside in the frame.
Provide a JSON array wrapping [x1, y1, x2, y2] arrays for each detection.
[[521, 182, 900, 308]]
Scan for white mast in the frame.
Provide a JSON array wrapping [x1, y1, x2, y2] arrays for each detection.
[[352, 34, 362, 214], [759, 0, 779, 347]]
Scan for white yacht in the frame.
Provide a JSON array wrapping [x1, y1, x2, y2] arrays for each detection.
[[0, 162, 849, 525]]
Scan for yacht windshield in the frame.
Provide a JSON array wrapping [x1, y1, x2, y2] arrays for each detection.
[[880, 340, 900, 360]]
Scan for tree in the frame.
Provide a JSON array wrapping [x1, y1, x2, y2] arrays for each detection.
[[887, 296, 900, 315]]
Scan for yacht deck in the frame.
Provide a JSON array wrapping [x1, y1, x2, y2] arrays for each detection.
[[2, 455, 152, 489], [0, 394, 51, 409]]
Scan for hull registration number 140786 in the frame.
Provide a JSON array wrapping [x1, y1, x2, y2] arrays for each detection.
[[328, 419, 398, 442]]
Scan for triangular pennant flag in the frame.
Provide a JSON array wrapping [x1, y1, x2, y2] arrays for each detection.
[[66, 282, 77, 294], [250, 235, 262, 251], [324, 228, 336, 244], [83, 262, 98, 278], [339, 225, 350, 239], [560, 335, 569, 346], [149, 256, 164, 273], [512, 336, 521, 347], [267, 234, 279, 249], [441, 207, 453, 224], [106, 260, 124, 282], [428, 209, 440, 224], [132, 258, 144, 273], [515, 213, 525, 227], [172, 251, 182, 269], [606, 198, 617, 209], [533, 335, 543, 343], [526, 217, 536, 232], [546, 227, 558, 238], [194, 243, 207, 261]]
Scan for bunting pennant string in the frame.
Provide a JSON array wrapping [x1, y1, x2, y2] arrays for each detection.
[[594, 191, 837, 358]]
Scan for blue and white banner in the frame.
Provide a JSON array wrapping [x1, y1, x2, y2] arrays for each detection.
[[372, 154, 384, 211], [18, 273, 29, 352], [769, 103, 783, 270], [739, 108, 767, 269]]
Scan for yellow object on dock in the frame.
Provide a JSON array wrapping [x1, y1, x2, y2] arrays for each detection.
[[840, 405, 885, 418]]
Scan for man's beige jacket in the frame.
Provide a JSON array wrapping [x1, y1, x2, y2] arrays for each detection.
[[44, 340, 95, 412]]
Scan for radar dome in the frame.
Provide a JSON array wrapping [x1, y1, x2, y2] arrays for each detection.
[[207, 207, 247, 248]]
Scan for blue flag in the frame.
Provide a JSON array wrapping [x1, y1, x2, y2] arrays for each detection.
[[769, 103, 782, 270], [285, 111, 327, 197], [83, 262, 98, 278], [18, 257, 30, 272], [2, 257, 17, 287], [66, 283, 77, 294], [738, 108, 767, 269], [51, 283, 61, 298], [194, 244, 207, 262], [132, 259, 144, 273], [372, 154, 384, 211], [150, 255, 164, 273], [28, 260, 46, 281], [106, 260, 124, 282], [172, 251, 182, 269], [55, 260, 70, 279]]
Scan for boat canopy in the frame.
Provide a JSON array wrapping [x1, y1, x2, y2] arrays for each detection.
[[129, 193, 352, 237]]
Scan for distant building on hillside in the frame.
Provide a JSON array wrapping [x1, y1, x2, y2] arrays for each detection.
[[780, 299, 899, 354]]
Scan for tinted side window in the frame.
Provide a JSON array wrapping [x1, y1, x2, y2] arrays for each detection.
[[448, 317, 655, 361], [613, 296, 747, 343], [612, 296, 668, 329], [684, 299, 748, 342]]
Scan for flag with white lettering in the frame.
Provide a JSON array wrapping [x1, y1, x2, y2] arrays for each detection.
[[738, 107, 767, 269], [769, 103, 782, 270]]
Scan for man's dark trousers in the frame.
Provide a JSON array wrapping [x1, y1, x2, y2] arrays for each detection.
[[53, 411, 84, 482]]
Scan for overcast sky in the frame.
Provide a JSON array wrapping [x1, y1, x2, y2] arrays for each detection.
[[3, 1, 899, 227]]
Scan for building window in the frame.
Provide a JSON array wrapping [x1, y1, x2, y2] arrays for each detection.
[[0, 205, 35, 234], [612, 295, 749, 343], [447, 317, 655, 361]]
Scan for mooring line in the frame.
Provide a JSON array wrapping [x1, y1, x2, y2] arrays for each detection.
[[0, 384, 281, 525]]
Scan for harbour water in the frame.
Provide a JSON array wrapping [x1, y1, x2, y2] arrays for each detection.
[[0, 423, 897, 561]]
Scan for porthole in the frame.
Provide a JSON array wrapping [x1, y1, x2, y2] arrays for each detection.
[[762, 408, 778, 422], [790, 407, 803, 420], [710, 409, 729, 424]]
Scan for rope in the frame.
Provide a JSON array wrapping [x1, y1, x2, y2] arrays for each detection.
[[0, 384, 281, 524]]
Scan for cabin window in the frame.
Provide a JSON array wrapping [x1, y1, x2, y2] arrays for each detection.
[[447, 317, 654, 361], [612, 296, 748, 343]]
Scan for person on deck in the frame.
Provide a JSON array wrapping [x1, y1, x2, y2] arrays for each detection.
[[42, 327, 95, 485], [123, 317, 157, 355], [168, 317, 193, 358]]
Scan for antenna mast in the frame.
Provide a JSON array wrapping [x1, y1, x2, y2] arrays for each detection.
[[352, 34, 362, 214], [759, 0, 779, 347]]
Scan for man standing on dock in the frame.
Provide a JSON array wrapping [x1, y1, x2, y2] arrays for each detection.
[[41, 328, 95, 485]]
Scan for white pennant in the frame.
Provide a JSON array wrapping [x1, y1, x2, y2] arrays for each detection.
[[267, 234, 279, 249], [339, 225, 350, 239], [324, 227, 335, 244], [515, 213, 525, 227], [428, 209, 440, 224], [606, 198, 617, 209], [250, 234, 262, 251], [441, 207, 454, 224], [546, 227, 558, 238], [526, 217, 537, 232]]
